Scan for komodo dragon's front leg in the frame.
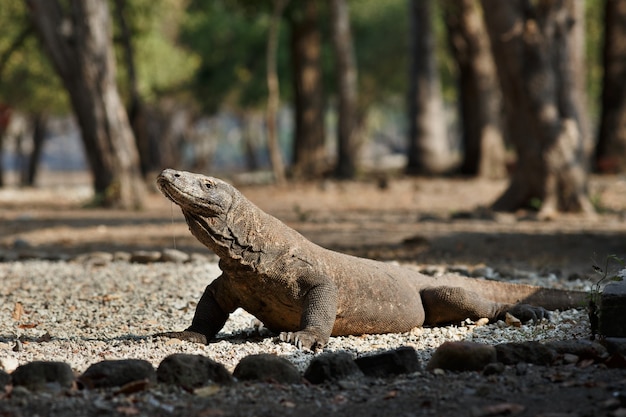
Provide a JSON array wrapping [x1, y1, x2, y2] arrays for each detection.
[[421, 286, 550, 325], [156, 277, 231, 344], [279, 280, 338, 350]]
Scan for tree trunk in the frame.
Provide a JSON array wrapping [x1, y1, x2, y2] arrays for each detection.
[[443, 0, 506, 178], [0, 104, 11, 187], [266, 0, 288, 185], [596, 0, 626, 173], [481, 0, 594, 217], [113, 0, 151, 178], [406, 0, 452, 175], [290, 0, 326, 179], [330, 0, 359, 179], [22, 113, 46, 186], [26, 0, 145, 208]]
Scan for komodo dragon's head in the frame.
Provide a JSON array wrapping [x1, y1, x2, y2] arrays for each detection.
[[157, 168, 244, 253], [157, 169, 235, 219]]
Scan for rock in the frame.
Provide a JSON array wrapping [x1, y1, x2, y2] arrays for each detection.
[[604, 338, 626, 356], [544, 339, 609, 362], [190, 253, 212, 263], [0, 250, 18, 262], [233, 354, 301, 384], [355, 346, 421, 378], [599, 280, 626, 337], [11, 361, 74, 391], [13, 340, 23, 352], [160, 249, 190, 263], [113, 251, 132, 262], [471, 266, 496, 279], [79, 359, 156, 389], [73, 252, 114, 265], [157, 354, 233, 388], [0, 369, 10, 387], [130, 251, 162, 264], [304, 352, 362, 384], [426, 341, 497, 372], [13, 238, 32, 249], [447, 265, 471, 277], [604, 337, 626, 369], [482, 362, 505, 376], [0, 356, 19, 372], [495, 342, 558, 366]]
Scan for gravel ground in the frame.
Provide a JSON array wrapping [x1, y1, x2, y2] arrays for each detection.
[[0, 259, 593, 374], [4, 259, 622, 417]]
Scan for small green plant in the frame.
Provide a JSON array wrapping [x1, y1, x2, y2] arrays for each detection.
[[589, 254, 625, 339]]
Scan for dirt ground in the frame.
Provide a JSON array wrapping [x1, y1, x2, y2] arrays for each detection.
[[2, 171, 626, 278], [1, 171, 626, 416]]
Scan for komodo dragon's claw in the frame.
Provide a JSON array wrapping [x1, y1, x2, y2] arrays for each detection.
[[278, 331, 323, 351], [505, 304, 551, 324], [154, 330, 208, 344]]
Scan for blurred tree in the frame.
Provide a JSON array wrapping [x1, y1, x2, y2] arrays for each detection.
[[0, 2, 67, 187], [113, 0, 199, 175], [482, 0, 594, 216], [595, 0, 626, 173], [442, 0, 506, 178], [21, 112, 45, 186], [113, 0, 148, 177], [289, 0, 326, 179], [406, 0, 453, 175], [26, 0, 145, 208], [180, 1, 272, 112], [266, 0, 288, 184], [330, 0, 360, 179]]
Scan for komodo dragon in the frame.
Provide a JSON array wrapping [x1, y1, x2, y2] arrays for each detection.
[[156, 169, 586, 350]]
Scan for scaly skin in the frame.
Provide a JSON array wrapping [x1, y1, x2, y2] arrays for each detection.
[[156, 169, 586, 350]]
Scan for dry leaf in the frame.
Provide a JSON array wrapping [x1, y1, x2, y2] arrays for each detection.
[[12, 302, 24, 321], [384, 390, 399, 400], [115, 406, 140, 416], [102, 294, 120, 303], [479, 402, 525, 416], [505, 313, 522, 328], [280, 400, 296, 408], [194, 385, 221, 397], [18, 323, 38, 329], [332, 394, 348, 405], [115, 379, 152, 395]]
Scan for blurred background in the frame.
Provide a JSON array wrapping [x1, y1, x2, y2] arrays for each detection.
[[0, 0, 624, 216]]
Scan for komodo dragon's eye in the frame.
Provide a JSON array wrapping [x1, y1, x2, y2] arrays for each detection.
[[205, 182, 214, 189]]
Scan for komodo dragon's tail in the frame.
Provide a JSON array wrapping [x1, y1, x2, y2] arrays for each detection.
[[434, 274, 589, 311]]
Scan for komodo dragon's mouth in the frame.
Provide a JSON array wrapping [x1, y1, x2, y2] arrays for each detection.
[[157, 179, 209, 215]]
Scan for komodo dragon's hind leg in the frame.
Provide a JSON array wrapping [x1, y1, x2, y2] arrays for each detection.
[[421, 286, 550, 326]]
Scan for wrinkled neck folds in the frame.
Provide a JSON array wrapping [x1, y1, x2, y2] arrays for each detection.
[[183, 193, 266, 266]]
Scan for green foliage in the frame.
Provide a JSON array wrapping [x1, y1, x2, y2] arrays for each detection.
[[0, 2, 68, 114], [591, 254, 625, 293], [112, 0, 200, 102], [0, 0, 609, 135], [351, 0, 408, 107], [179, 0, 282, 112]]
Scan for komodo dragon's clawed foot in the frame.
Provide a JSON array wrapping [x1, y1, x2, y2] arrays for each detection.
[[278, 331, 325, 351], [154, 330, 208, 344], [504, 304, 551, 323]]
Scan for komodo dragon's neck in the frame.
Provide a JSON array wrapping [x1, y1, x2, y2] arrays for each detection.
[[183, 191, 280, 268]]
